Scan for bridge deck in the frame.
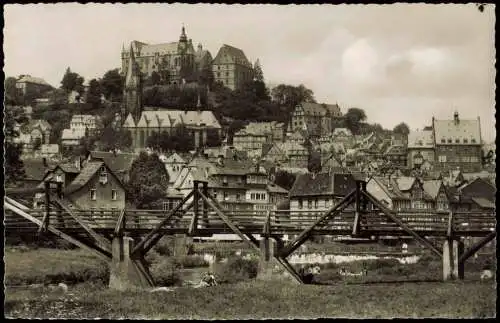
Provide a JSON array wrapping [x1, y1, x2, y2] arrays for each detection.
[[4, 208, 496, 237]]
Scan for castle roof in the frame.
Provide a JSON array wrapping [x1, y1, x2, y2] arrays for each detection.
[[17, 75, 52, 87], [297, 102, 342, 117], [134, 109, 221, 129], [213, 44, 252, 67], [290, 172, 356, 198]]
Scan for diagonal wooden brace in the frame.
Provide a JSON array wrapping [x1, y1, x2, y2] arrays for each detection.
[[459, 231, 496, 265], [198, 191, 260, 253], [362, 190, 442, 258], [139, 200, 195, 256], [114, 209, 126, 237], [280, 190, 357, 258], [132, 190, 194, 256], [51, 195, 112, 254], [5, 201, 111, 262]]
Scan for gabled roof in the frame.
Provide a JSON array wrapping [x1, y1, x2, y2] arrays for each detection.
[[471, 197, 495, 209], [57, 163, 81, 174], [22, 159, 58, 181], [290, 172, 356, 198], [297, 102, 341, 117], [17, 75, 52, 87], [90, 151, 138, 175], [396, 176, 416, 191], [422, 180, 443, 200], [135, 109, 221, 129], [122, 113, 137, 128], [64, 161, 115, 195], [267, 183, 288, 194]]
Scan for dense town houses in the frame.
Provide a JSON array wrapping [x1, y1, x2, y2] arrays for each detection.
[[288, 102, 342, 137]]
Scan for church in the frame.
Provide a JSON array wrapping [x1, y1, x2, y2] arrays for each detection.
[[121, 38, 222, 152], [121, 25, 212, 85]]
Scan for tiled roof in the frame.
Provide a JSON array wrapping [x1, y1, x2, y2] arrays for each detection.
[[58, 163, 81, 174], [213, 44, 252, 67], [90, 151, 138, 175], [22, 159, 57, 181], [64, 161, 106, 194], [61, 128, 85, 140], [422, 180, 443, 200], [298, 102, 341, 117], [471, 197, 495, 209], [396, 176, 416, 191], [136, 109, 221, 129], [17, 75, 52, 87], [267, 183, 288, 194], [371, 176, 406, 200], [332, 128, 352, 136], [433, 115, 481, 145], [290, 172, 356, 197], [277, 167, 309, 174], [385, 145, 407, 155]]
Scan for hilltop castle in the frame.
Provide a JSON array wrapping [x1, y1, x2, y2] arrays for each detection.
[[121, 25, 254, 90]]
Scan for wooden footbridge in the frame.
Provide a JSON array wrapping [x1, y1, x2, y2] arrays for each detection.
[[4, 180, 496, 289]]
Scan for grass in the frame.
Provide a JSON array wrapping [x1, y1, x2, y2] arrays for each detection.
[[4, 247, 109, 286], [4, 280, 496, 319]]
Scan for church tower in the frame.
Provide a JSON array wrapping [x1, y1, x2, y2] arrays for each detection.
[[123, 43, 143, 123]]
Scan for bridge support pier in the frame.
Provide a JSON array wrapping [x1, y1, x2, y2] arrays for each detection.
[[257, 237, 299, 284], [442, 238, 464, 281], [109, 236, 154, 291]]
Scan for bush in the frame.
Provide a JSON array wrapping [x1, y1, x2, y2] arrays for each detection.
[[150, 258, 183, 287], [175, 255, 209, 268], [215, 256, 259, 284], [153, 236, 173, 256]]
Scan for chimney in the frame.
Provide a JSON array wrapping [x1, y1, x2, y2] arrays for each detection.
[[453, 111, 459, 125]]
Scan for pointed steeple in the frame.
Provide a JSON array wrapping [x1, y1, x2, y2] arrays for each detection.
[[180, 23, 187, 42], [125, 43, 138, 88]]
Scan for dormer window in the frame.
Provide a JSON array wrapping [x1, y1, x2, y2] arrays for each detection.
[[99, 166, 108, 184]]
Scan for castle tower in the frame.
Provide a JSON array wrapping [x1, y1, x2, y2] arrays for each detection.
[[123, 43, 143, 123]]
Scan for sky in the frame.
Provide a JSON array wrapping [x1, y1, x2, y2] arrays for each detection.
[[3, 3, 496, 143]]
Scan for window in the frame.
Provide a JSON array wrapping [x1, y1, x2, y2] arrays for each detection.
[[298, 198, 303, 209], [471, 138, 476, 144], [463, 138, 468, 144], [163, 202, 169, 211], [455, 138, 460, 143], [447, 139, 452, 143], [314, 198, 318, 208], [441, 139, 445, 143], [438, 155, 447, 163], [90, 189, 97, 201], [223, 192, 228, 200], [308, 199, 312, 209], [236, 193, 241, 201], [112, 189, 117, 201]]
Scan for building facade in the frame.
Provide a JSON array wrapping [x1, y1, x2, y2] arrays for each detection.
[[407, 129, 435, 169], [212, 44, 253, 90], [432, 112, 482, 173], [15, 75, 52, 96], [289, 102, 342, 137]]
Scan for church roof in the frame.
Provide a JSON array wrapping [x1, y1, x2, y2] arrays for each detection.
[[298, 102, 341, 117], [134, 109, 221, 129]]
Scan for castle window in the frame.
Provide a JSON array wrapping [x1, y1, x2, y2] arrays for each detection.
[[463, 138, 468, 144], [471, 138, 476, 143], [447, 139, 452, 143], [455, 138, 460, 143]]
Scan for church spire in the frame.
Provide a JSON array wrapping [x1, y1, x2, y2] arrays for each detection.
[[180, 23, 187, 42]]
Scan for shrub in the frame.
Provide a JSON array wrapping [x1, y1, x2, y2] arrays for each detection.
[[153, 236, 173, 256], [175, 255, 209, 268], [150, 258, 183, 287], [215, 256, 259, 284]]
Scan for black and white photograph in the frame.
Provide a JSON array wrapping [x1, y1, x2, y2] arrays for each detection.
[[3, 3, 496, 319]]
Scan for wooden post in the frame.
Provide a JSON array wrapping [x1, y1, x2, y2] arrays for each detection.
[[443, 238, 464, 281], [352, 180, 361, 236], [452, 239, 465, 280], [56, 182, 65, 227], [39, 181, 51, 234], [193, 181, 199, 228], [202, 181, 209, 228], [442, 239, 453, 281]]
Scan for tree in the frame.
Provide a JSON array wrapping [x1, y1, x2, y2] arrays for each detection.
[[205, 129, 222, 148], [100, 69, 124, 102], [127, 152, 170, 208], [61, 67, 85, 94], [151, 71, 161, 86], [393, 122, 410, 135], [274, 170, 297, 191], [5, 77, 20, 104], [344, 107, 367, 134], [271, 84, 316, 108], [253, 59, 264, 83], [98, 127, 133, 152], [4, 106, 28, 186], [86, 78, 102, 108]]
